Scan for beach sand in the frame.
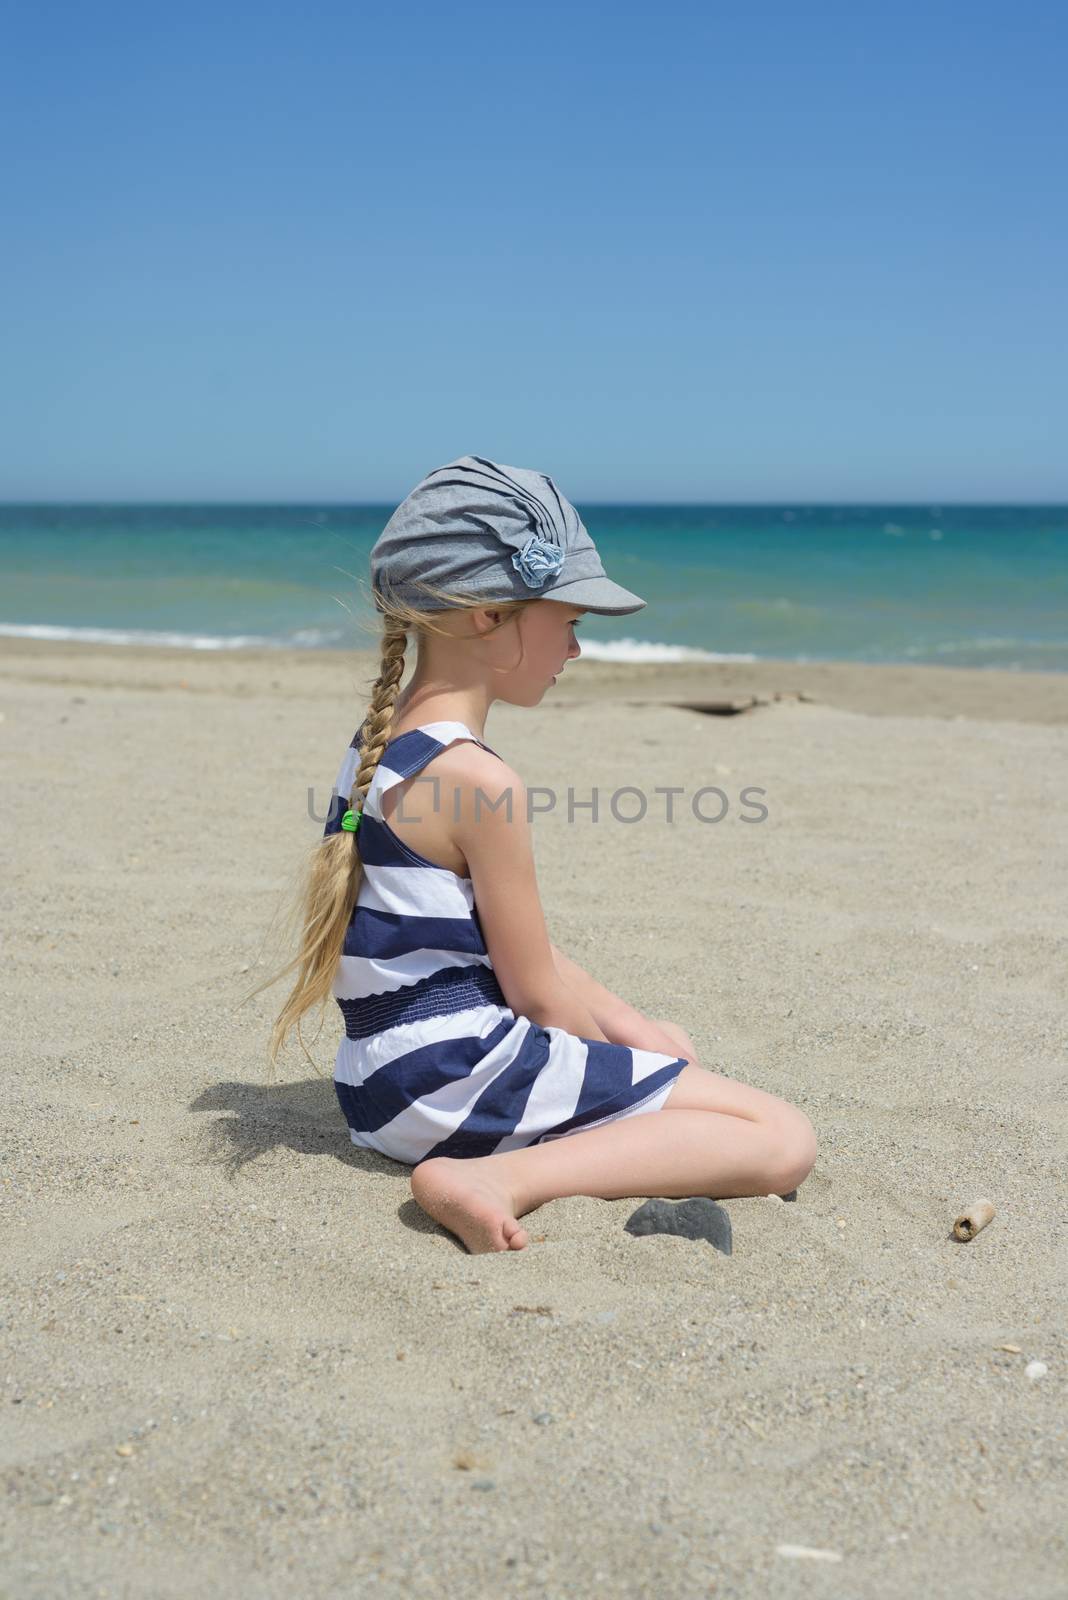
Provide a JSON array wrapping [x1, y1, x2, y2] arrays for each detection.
[[2, 637, 1065, 1598]]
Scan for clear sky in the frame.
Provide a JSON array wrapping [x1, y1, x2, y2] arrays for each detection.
[[2, 1, 1065, 503]]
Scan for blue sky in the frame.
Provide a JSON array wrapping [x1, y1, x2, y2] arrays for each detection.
[[2, 1, 1065, 503]]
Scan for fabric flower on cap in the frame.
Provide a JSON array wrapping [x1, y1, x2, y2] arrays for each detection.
[[511, 533, 565, 589]]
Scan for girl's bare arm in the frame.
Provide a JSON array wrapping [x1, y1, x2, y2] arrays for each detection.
[[548, 942, 685, 1056], [449, 747, 681, 1055], [454, 753, 610, 1043]]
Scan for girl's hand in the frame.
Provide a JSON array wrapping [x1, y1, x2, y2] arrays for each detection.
[[549, 943, 684, 1056]]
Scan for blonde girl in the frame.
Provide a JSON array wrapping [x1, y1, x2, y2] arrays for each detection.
[[269, 455, 816, 1254]]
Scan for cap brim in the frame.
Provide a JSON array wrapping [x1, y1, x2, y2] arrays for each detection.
[[542, 573, 647, 616]]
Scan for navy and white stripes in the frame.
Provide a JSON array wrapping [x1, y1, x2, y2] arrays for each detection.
[[328, 720, 686, 1165]]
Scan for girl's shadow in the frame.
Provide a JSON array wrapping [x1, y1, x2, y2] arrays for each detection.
[[189, 1073, 390, 1177], [188, 1074, 441, 1236]]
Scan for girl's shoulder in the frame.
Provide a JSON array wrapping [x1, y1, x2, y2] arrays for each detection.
[[379, 738, 525, 877], [390, 735, 522, 803]]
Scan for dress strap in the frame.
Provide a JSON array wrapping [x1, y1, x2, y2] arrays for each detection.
[[364, 722, 502, 820], [326, 719, 502, 837]]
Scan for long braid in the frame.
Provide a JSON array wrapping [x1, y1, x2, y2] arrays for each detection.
[[266, 622, 408, 1069], [261, 576, 536, 1077], [348, 623, 407, 825]]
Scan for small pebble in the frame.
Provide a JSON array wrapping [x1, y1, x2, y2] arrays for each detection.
[[625, 1197, 732, 1255], [532, 1412, 554, 1425], [470, 1478, 495, 1491], [115, 1444, 134, 1458], [1025, 1361, 1048, 1381], [776, 1544, 843, 1562]]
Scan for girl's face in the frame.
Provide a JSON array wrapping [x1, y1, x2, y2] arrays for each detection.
[[483, 599, 587, 705]]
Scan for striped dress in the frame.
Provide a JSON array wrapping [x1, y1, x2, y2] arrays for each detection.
[[325, 719, 687, 1166]]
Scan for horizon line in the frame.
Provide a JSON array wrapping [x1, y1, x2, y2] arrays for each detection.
[[2, 498, 1067, 510]]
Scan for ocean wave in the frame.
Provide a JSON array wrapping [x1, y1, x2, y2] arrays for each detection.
[[901, 636, 1059, 658], [0, 622, 347, 650], [0, 621, 758, 662], [14, 622, 1058, 670], [577, 639, 757, 663]]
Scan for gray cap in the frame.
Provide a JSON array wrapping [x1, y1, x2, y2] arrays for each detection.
[[369, 453, 646, 616]]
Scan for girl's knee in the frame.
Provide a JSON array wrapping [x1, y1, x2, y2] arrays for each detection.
[[650, 1017, 698, 1062], [767, 1108, 818, 1193]]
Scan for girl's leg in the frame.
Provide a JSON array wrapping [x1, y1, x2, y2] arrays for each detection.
[[649, 1018, 816, 1167], [410, 1050, 818, 1255]]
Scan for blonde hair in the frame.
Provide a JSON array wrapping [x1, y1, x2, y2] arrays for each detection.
[[261, 574, 536, 1074]]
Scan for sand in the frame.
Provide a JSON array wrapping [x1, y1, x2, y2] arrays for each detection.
[[1, 636, 1065, 1598]]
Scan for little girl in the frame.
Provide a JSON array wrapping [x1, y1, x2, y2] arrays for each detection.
[[270, 454, 817, 1254]]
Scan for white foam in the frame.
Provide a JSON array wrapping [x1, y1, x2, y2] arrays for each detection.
[[0, 621, 757, 663], [577, 638, 757, 664], [0, 622, 346, 650]]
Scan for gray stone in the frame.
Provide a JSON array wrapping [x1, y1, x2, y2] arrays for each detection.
[[624, 1198, 733, 1255]]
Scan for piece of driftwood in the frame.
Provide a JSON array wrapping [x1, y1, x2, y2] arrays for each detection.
[[952, 1198, 996, 1240], [667, 691, 818, 717], [668, 698, 759, 716]]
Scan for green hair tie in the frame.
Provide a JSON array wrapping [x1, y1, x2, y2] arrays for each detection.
[[340, 807, 362, 833]]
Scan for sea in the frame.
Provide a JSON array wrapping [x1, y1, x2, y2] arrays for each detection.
[[1, 503, 1065, 672]]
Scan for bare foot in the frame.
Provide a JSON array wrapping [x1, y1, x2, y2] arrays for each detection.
[[411, 1155, 529, 1254]]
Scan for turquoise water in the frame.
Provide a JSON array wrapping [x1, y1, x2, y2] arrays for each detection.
[[1, 503, 1066, 670]]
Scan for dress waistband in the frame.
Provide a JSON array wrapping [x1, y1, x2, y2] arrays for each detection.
[[337, 962, 509, 1040]]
